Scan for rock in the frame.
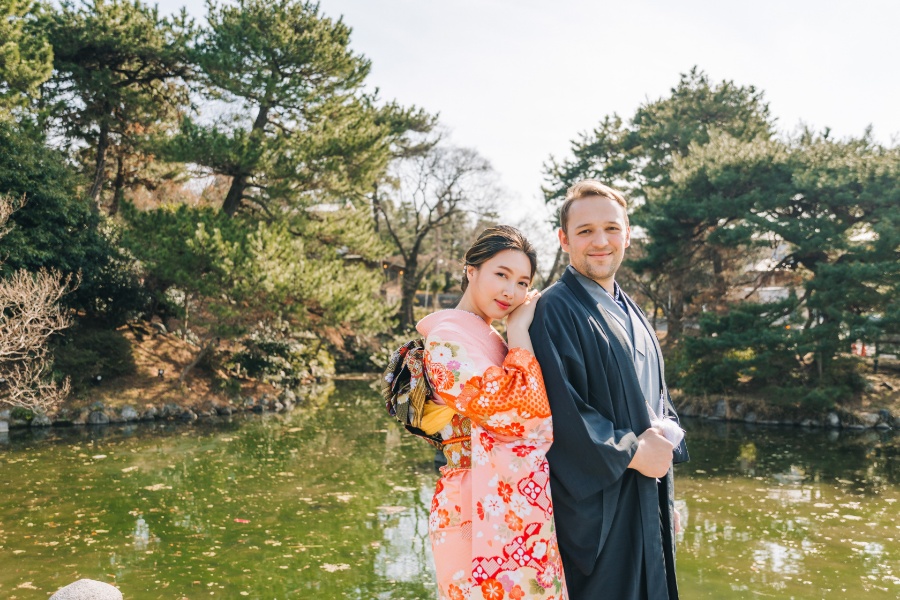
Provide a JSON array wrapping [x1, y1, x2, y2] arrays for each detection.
[[878, 409, 893, 423], [140, 406, 159, 421], [678, 404, 693, 417], [50, 579, 123, 600], [251, 403, 264, 414], [274, 401, 285, 412], [744, 411, 757, 424], [52, 407, 76, 425], [87, 411, 109, 426], [215, 404, 233, 416], [857, 412, 880, 428], [280, 389, 297, 404], [894, 416, 900, 429], [825, 412, 841, 428], [799, 418, 814, 428], [0, 420, 8, 433], [847, 423, 866, 430], [731, 403, 747, 420], [120, 406, 139, 422], [31, 412, 52, 427], [713, 399, 728, 419], [875, 422, 891, 430], [162, 403, 181, 419], [179, 409, 197, 422], [0, 409, 9, 420]]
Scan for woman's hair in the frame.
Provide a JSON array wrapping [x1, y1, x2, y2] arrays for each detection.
[[461, 225, 538, 292]]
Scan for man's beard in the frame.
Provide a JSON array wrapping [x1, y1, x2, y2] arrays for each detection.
[[573, 254, 622, 284]]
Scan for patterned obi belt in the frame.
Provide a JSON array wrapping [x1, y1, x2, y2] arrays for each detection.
[[440, 414, 472, 471]]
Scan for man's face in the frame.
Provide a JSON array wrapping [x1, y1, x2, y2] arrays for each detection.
[[558, 195, 631, 291]]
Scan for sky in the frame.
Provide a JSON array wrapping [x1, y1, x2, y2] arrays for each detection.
[[156, 0, 900, 234]]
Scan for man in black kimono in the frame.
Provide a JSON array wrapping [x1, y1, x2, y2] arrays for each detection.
[[530, 180, 688, 599]]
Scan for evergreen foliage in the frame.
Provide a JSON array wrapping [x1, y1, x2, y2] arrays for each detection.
[[545, 68, 900, 407], [0, 0, 53, 112], [0, 120, 145, 323]]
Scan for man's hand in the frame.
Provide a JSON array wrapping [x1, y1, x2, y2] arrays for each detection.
[[628, 428, 674, 478]]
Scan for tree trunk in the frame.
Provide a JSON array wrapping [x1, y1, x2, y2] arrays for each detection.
[[179, 338, 217, 385], [371, 184, 380, 233], [109, 153, 126, 216], [88, 121, 110, 205], [221, 175, 247, 216], [666, 278, 685, 343], [544, 246, 565, 286], [398, 258, 419, 330], [222, 103, 270, 217]]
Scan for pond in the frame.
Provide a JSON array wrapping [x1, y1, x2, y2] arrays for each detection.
[[1, 380, 898, 599]]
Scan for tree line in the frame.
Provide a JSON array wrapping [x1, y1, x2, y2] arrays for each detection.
[[543, 68, 900, 409], [1, 2, 896, 413], [0, 0, 501, 411]]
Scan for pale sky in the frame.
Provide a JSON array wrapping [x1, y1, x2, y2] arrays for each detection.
[[157, 0, 900, 231]]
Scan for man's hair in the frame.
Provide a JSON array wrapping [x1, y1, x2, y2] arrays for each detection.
[[461, 225, 537, 292], [558, 179, 628, 233]]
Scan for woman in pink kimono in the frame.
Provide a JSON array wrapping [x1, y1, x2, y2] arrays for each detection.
[[416, 226, 567, 600]]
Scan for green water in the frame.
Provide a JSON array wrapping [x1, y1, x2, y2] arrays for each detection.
[[1, 381, 897, 599]]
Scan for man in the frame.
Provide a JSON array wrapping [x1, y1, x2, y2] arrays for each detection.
[[530, 180, 688, 599]]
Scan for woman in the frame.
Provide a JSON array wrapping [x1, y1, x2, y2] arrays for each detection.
[[416, 226, 567, 600]]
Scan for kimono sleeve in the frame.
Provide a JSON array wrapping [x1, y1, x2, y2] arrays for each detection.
[[425, 333, 551, 439]]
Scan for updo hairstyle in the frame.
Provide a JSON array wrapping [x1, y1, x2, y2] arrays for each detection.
[[460, 225, 538, 293]]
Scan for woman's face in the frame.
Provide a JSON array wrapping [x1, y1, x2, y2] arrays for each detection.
[[465, 249, 533, 322]]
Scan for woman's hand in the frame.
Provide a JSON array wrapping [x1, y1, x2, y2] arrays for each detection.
[[506, 289, 541, 352]]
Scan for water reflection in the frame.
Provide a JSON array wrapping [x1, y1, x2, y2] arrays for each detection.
[[1, 393, 897, 599], [676, 419, 899, 598]]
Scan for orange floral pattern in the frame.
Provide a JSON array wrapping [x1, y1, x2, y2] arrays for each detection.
[[418, 310, 567, 600]]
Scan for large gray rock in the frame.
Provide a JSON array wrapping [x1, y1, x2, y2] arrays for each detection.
[[825, 412, 841, 428], [50, 579, 123, 600], [0, 420, 8, 433], [857, 412, 880, 428], [31, 412, 52, 427], [713, 399, 728, 419], [120, 406, 139, 422], [87, 411, 110, 426]]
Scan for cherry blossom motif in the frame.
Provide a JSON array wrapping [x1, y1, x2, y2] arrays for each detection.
[[508, 493, 534, 518], [485, 380, 501, 394], [481, 578, 505, 600], [480, 431, 496, 452], [507, 422, 525, 437], [483, 494, 504, 517], [497, 481, 513, 502], [505, 510, 525, 532], [512, 444, 537, 457]]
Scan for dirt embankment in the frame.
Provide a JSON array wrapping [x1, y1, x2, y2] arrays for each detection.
[[59, 323, 280, 417]]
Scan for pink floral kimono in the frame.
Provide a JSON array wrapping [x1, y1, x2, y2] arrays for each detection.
[[417, 310, 567, 600]]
